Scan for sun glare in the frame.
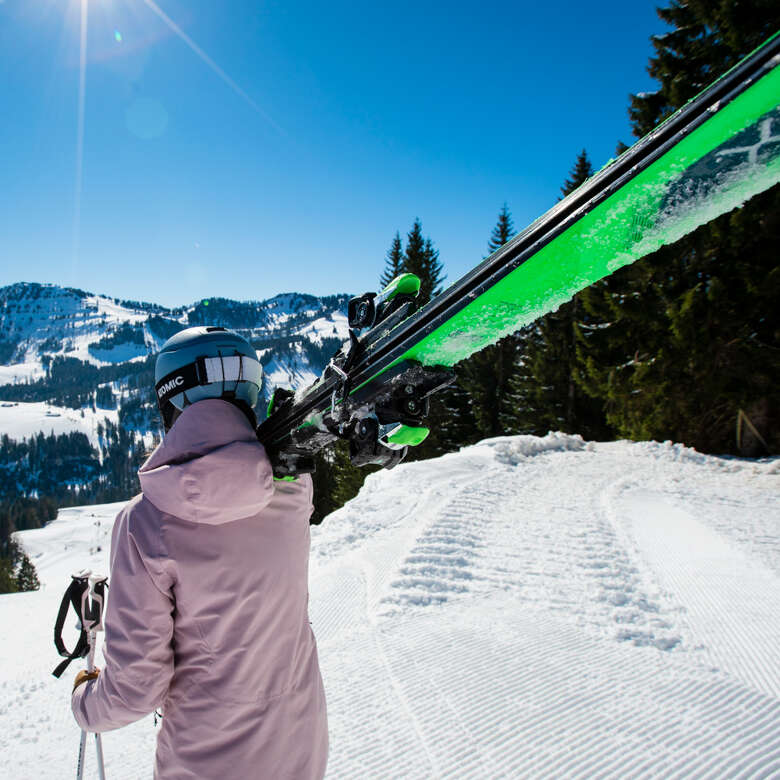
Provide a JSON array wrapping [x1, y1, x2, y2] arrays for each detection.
[[140, 0, 281, 132], [70, 0, 278, 269]]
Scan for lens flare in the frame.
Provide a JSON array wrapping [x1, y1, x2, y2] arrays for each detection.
[[140, 0, 282, 133], [70, 0, 280, 276]]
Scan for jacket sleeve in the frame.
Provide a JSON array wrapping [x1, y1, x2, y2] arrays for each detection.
[[72, 501, 175, 732]]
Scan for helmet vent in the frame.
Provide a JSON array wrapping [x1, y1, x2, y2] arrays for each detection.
[[205, 326, 227, 332]]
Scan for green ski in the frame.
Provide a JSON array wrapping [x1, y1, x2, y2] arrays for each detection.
[[257, 32, 780, 476]]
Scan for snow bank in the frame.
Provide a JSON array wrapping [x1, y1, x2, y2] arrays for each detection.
[[474, 430, 589, 463], [606, 438, 780, 475]]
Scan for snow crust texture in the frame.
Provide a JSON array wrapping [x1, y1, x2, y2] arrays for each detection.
[[1, 436, 779, 778]]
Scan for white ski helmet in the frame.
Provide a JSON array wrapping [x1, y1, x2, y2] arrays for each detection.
[[154, 326, 263, 430]]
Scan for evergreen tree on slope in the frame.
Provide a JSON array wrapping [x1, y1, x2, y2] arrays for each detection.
[[576, 0, 780, 454], [0, 556, 16, 593], [403, 219, 445, 307], [384, 220, 458, 461], [562, 151, 594, 196], [628, 0, 780, 135], [379, 232, 404, 288], [488, 203, 515, 256], [16, 551, 40, 591]]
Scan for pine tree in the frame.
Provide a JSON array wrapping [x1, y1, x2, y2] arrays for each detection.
[[16, 552, 40, 591], [403, 219, 444, 307], [629, 1, 780, 137], [403, 219, 426, 287], [380, 232, 404, 289], [487, 203, 515, 254], [0, 557, 16, 594], [310, 440, 380, 522], [421, 238, 445, 303], [400, 391, 467, 463], [576, 0, 780, 454], [374, 219, 466, 460], [0, 538, 26, 594], [498, 324, 544, 435], [561, 150, 592, 196], [433, 381, 478, 452], [330, 440, 378, 507]]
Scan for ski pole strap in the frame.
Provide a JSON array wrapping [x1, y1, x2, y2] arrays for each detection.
[[52, 575, 91, 679]]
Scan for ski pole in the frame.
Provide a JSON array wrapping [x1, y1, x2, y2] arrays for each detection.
[[88, 574, 107, 780], [76, 626, 105, 780], [52, 570, 108, 779], [76, 573, 108, 780]]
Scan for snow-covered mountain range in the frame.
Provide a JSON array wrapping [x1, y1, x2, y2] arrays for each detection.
[[0, 282, 351, 443]]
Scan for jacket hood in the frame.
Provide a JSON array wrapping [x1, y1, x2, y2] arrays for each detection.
[[139, 399, 273, 525]]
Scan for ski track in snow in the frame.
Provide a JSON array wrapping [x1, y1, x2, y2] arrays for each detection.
[[2, 436, 779, 778], [610, 489, 780, 699]]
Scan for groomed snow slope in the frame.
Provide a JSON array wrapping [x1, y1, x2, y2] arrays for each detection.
[[1, 435, 778, 778]]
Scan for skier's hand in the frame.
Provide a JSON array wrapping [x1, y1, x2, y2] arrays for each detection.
[[73, 668, 100, 692]]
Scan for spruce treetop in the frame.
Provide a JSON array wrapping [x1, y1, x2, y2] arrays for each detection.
[[561, 150, 594, 198], [421, 238, 444, 303], [405, 219, 426, 265], [487, 203, 516, 256], [629, 0, 780, 137], [402, 219, 444, 307], [380, 232, 404, 289]]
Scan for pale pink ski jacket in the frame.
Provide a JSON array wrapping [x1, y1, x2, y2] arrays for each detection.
[[72, 399, 328, 780]]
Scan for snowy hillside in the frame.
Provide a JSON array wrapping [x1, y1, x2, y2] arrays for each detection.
[[1, 434, 778, 778], [0, 283, 350, 371], [0, 401, 123, 450]]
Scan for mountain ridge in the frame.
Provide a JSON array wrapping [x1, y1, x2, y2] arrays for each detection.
[[0, 281, 351, 364], [0, 281, 352, 441]]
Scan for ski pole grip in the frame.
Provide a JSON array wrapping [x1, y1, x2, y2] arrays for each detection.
[[87, 574, 108, 633], [52, 573, 92, 678]]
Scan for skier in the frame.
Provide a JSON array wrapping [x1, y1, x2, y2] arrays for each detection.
[[71, 326, 328, 779]]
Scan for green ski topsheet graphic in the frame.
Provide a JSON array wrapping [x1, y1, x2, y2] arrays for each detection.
[[400, 52, 780, 370]]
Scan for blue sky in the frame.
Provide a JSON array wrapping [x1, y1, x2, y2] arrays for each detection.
[[0, 0, 666, 307]]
